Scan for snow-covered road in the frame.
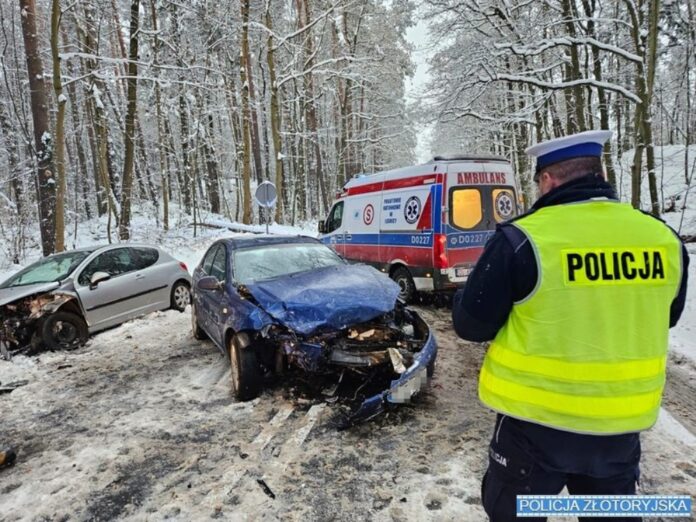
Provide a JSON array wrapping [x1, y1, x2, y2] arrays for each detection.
[[1, 305, 694, 521]]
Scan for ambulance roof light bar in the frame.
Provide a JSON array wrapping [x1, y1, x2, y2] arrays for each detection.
[[432, 154, 508, 163]]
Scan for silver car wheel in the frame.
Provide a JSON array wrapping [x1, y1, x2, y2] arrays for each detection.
[[173, 284, 190, 309], [51, 320, 79, 346]]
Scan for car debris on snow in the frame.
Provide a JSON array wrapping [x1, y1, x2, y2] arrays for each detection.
[[1, 290, 78, 358], [256, 479, 276, 499], [0, 447, 17, 469], [0, 379, 28, 394]]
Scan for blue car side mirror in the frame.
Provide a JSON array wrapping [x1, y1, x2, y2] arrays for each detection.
[[197, 276, 223, 291]]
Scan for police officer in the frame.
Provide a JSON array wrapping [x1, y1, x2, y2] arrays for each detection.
[[452, 130, 689, 521]]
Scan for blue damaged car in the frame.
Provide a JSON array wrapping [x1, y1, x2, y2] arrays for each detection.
[[191, 236, 437, 424]]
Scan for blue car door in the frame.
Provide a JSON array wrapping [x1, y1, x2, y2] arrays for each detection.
[[200, 244, 228, 348], [194, 245, 218, 338]]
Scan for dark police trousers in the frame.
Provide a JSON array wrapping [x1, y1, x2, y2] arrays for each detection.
[[482, 415, 641, 522]]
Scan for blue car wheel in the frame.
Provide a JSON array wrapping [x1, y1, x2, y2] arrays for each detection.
[[229, 333, 262, 401], [191, 303, 207, 341]]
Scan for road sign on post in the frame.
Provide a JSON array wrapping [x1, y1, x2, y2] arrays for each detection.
[[254, 181, 277, 234]]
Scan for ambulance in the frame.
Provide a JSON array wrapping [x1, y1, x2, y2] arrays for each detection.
[[318, 155, 520, 301]]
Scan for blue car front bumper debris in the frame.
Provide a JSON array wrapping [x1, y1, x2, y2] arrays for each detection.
[[345, 326, 438, 426]]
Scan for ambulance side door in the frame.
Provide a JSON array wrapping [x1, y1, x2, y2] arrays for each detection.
[[344, 193, 380, 264], [323, 201, 345, 257]]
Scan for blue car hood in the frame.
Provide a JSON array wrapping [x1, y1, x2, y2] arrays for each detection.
[[245, 264, 400, 336]]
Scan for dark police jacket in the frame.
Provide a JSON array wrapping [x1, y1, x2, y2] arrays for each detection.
[[452, 174, 690, 476]]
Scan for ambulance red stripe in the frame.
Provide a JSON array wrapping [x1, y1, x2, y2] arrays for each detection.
[[341, 174, 443, 197], [447, 247, 484, 265], [343, 244, 433, 267], [342, 244, 484, 268]]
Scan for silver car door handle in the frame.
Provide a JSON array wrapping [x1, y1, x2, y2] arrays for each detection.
[[135, 274, 145, 279]]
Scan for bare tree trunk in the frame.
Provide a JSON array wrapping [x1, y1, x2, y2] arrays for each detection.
[[581, 0, 617, 186], [136, 121, 157, 205], [291, 79, 306, 221], [84, 101, 103, 215], [77, 3, 118, 217], [299, 0, 328, 215], [355, 82, 367, 174], [178, 91, 192, 213], [20, 0, 56, 255], [0, 101, 21, 213], [204, 109, 221, 214], [119, 0, 140, 239], [0, 97, 25, 255], [149, 0, 168, 230], [625, 0, 646, 209], [245, 51, 264, 184], [631, 110, 644, 208], [685, 0, 694, 185], [240, 0, 253, 224], [61, 28, 91, 220], [223, 69, 244, 219], [333, 2, 363, 189], [561, 0, 587, 132], [643, 0, 661, 216], [265, 2, 284, 222], [50, 0, 66, 251]]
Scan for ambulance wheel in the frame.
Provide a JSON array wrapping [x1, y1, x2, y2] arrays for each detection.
[[392, 266, 416, 303]]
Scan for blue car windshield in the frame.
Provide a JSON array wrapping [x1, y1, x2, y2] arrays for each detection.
[[0, 251, 92, 288], [233, 243, 344, 284]]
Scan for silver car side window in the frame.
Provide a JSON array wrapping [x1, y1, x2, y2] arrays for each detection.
[[130, 247, 159, 270], [77, 248, 137, 286]]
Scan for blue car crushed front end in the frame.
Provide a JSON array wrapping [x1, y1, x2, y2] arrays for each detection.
[[346, 325, 437, 426], [229, 262, 437, 426], [251, 301, 438, 427]]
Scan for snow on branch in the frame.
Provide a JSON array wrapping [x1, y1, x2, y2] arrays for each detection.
[[276, 56, 365, 88], [493, 37, 642, 64], [484, 73, 642, 104]]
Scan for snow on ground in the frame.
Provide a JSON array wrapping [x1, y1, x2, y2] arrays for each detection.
[[670, 245, 696, 362], [655, 409, 696, 448], [1, 307, 695, 521], [203, 217, 318, 238]]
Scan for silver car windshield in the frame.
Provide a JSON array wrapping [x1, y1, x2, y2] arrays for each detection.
[[0, 251, 92, 288], [233, 243, 344, 284]]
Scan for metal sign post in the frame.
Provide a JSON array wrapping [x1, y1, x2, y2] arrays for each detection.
[[254, 181, 278, 234]]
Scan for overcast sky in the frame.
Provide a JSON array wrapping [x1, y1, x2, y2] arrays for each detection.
[[405, 15, 433, 163]]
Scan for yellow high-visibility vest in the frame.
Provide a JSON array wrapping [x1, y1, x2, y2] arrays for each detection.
[[479, 200, 683, 434]]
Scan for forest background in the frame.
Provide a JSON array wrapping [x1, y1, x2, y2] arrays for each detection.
[[0, 0, 694, 259]]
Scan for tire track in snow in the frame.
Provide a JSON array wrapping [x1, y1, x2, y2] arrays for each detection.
[[204, 402, 327, 512]]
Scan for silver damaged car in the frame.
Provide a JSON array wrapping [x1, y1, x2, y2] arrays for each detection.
[[0, 244, 191, 357]]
